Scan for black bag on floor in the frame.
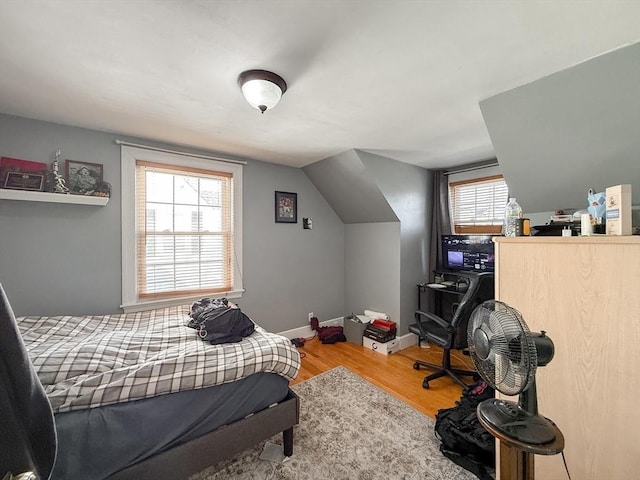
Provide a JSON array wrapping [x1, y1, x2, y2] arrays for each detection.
[[434, 380, 495, 480]]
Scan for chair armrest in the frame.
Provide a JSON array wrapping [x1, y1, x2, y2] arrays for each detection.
[[414, 310, 451, 332]]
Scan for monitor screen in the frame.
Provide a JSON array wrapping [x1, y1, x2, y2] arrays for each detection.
[[441, 234, 495, 273]]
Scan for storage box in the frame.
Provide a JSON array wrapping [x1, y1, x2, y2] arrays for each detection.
[[343, 316, 368, 345], [363, 324, 396, 343], [363, 337, 400, 355], [606, 184, 632, 235]]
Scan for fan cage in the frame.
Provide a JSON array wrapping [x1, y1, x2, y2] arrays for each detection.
[[468, 300, 538, 396]]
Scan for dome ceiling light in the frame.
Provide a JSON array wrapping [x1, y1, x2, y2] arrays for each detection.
[[237, 69, 287, 114]]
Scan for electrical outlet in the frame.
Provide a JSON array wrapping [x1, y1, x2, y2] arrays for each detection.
[[308, 312, 314, 322]]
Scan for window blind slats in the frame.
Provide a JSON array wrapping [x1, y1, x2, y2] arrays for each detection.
[[135, 161, 233, 298], [450, 175, 508, 233]]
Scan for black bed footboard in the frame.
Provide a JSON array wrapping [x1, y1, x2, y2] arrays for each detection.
[[108, 389, 299, 480]]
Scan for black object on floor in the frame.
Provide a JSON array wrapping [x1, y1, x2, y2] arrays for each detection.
[[434, 379, 495, 480]]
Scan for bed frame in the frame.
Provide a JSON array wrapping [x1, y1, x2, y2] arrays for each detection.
[[107, 389, 299, 479]]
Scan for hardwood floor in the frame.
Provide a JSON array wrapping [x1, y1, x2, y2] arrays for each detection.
[[290, 336, 478, 419]]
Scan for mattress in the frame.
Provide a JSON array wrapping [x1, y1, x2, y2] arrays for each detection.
[[17, 305, 300, 412], [52, 371, 289, 480]]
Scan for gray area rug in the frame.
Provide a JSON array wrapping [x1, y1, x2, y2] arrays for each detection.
[[189, 366, 476, 479]]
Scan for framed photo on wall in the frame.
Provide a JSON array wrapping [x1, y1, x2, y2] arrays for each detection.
[[65, 160, 103, 194], [275, 191, 297, 223]]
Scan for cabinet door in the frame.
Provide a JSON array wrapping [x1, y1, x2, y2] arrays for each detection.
[[494, 238, 640, 480]]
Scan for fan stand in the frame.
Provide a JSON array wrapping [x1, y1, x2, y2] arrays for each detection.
[[479, 416, 564, 480], [476, 381, 564, 480]]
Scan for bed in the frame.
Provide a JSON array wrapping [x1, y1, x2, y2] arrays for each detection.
[[0, 283, 300, 480]]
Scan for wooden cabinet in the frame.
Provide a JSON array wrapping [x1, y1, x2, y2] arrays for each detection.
[[493, 236, 640, 480]]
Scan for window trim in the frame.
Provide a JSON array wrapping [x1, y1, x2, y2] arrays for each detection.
[[121, 146, 243, 313]]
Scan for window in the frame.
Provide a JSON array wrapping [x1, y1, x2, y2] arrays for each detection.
[[121, 146, 243, 312], [449, 174, 508, 234]]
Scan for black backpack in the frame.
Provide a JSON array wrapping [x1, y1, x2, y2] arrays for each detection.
[[187, 298, 255, 345], [434, 380, 495, 480]]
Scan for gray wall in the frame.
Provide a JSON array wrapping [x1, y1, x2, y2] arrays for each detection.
[[356, 151, 431, 334], [304, 149, 431, 334], [0, 114, 345, 333], [344, 222, 400, 324], [239, 159, 345, 331], [303, 150, 398, 223], [480, 42, 640, 214]]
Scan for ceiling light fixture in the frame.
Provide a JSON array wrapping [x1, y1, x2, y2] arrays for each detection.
[[237, 69, 287, 114]]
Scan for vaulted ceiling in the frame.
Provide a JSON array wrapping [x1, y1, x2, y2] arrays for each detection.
[[0, 1, 638, 169]]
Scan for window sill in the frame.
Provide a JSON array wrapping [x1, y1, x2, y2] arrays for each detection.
[[120, 289, 245, 313]]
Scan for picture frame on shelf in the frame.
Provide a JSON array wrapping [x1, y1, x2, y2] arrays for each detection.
[[3, 172, 45, 191], [275, 191, 297, 223], [0, 156, 47, 192], [65, 160, 103, 195]]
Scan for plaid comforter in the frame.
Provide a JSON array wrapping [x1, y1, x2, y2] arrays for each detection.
[[17, 306, 300, 414]]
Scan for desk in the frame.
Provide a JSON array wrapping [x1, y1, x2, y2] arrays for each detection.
[[417, 271, 493, 318]]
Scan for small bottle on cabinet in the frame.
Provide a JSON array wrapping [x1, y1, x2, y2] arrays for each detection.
[[502, 198, 523, 237]]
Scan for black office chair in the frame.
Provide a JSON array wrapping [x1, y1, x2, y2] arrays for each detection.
[[409, 272, 494, 389]]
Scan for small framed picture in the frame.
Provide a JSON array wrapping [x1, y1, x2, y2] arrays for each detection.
[[65, 160, 103, 194], [275, 191, 297, 223], [3, 172, 45, 191]]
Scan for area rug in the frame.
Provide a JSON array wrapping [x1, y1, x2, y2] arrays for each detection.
[[189, 366, 476, 479]]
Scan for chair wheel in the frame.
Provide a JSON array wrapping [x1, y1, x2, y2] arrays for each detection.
[[422, 378, 430, 389], [413, 362, 420, 370]]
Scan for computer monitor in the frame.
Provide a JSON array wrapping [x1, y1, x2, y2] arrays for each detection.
[[441, 234, 495, 273]]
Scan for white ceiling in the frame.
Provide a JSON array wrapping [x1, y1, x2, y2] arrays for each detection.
[[0, 1, 638, 169]]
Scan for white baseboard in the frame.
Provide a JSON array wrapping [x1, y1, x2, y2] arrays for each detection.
[[278, 316, 344, 339], [398, 332, 418, 350], [280, 318, 418, 352]]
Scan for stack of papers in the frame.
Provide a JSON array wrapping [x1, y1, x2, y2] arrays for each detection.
[[355, 309, 389, 324]]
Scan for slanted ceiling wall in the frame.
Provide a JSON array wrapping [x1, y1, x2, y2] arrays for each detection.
[[304, 150, 431, 334], [480, 42, 640, 215]]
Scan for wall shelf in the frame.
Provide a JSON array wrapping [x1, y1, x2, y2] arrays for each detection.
[[0, 189, 109, 206]]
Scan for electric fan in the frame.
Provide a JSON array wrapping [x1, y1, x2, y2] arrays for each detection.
[[467, 300, 560, 446]]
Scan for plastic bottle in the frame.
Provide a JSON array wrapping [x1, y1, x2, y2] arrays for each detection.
[[502, 198, 523, 237]]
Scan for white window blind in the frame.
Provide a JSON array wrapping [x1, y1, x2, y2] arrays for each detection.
[[135, 161, 233, 299], [449, 175, 508, 234]]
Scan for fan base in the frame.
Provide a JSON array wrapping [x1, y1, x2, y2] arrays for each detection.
[[478, 399, 557, 445]]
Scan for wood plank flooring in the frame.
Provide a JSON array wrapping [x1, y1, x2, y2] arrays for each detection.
[[290, 337, 478, 419]]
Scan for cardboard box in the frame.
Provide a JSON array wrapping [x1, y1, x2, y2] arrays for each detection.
[[606, 184, 632, 235], [343, 316, 368, 345], [363, 337, 400, 355]]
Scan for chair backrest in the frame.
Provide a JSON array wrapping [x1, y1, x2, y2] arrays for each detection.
[[449, 272, 494, 350]]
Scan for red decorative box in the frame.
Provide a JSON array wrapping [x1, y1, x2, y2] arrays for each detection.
[[1, 156, 48, 191], [0, 156, 47, 172], [371, 319, 397, 332]]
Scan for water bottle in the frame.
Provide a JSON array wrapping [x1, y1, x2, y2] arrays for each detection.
[[502, 198, 523, 237]]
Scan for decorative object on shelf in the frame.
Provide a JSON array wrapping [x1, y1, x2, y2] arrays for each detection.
[[0, 156, 47, 191], [238, 70, 287, 114], [94, 181, 111, 197], [51, 149, 69, 194], [275, 191, 297, 223], [65, 159, 103, 195]]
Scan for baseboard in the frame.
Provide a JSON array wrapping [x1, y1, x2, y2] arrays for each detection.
[[280, 319, 418, 352], [279, 316, 344, 339], [397, 332, 418, 350]]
